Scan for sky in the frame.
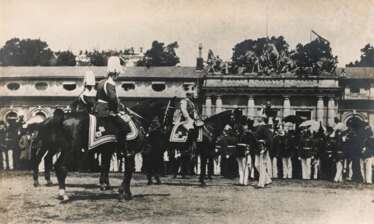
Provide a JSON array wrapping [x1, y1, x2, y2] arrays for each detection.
[[1, 0, 373, 66]]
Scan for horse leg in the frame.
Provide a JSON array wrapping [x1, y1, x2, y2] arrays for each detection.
[[199, 148, 208, 187], [32, 146, 47, 187], [44, 150, 54, 186], [54, 152, 69, 202], [119, 155, 135, 201], [99, 150, 112, 190]]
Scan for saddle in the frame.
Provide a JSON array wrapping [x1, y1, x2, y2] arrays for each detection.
[[87, 114, 138, 150], [169, 121, 203, 143]]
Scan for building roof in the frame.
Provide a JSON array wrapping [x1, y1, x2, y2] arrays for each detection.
[[0, 66, 203, 80], [336, 67, 374, 79]]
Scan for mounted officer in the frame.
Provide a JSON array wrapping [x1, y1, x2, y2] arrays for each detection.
[[95, 56, 130, 152], [72, 70, 96, 113], [177, 90, 203, 143]]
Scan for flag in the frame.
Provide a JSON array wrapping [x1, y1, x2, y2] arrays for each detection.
[[311, 30, 330, 44]]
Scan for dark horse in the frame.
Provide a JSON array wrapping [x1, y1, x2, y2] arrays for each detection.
[[35, 99, 169, 202], [164, 109, 239, 186], [24, 112, 65, 187]]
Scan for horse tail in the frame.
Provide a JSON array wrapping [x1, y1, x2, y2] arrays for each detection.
[[52, 108, 65, 126]]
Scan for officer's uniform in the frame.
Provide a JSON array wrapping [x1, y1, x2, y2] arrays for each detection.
[[332, 134, 345, 182], [299, 133, 313, 180], [282, 131, 295, 179], [179, 96, 198, 130], [254, 139, 272, 188], [95, 76, 119, 117], [362, 137, 374, 184], [94, 56, 129, 151]]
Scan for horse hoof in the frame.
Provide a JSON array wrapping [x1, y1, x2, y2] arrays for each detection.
[[124, 193, 133, 201], [147, 181, 153, 185], [100, 184, 106, 191], [33, 182, 40, 187], [61, 195, 70, 203], [46, 181, 53, 187], [200, 182, 207, 187], [58, 194, 70, 202]]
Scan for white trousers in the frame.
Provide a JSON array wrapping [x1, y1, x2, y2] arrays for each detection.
[[255, 153, 272, 187], [362, 157, 374, 184], [282, 157, 292, 179], [334, 160, 344, 182], [301, 158, 311, 180], [236, 155, 251, 185], [2, 150, 14, 170], [312, 159, 320, 180], [271, 157, 278, 178]]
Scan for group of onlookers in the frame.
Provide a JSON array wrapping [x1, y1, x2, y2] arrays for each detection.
[[0, 116, 35, 170]]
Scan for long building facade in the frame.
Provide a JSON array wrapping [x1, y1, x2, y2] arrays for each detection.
[[0, 66, 201, 122], [0, 66, 373, 127]]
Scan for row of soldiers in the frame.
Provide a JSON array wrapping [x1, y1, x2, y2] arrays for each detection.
[[215, 117, 374, 187]]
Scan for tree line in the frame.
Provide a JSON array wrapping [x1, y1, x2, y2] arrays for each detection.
[[0, 37, 373, 70], [0, 38, 180, 67]]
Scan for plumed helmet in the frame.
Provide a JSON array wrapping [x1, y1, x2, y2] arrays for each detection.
[[107, 56, 124, 75], [83, 71, 96, 86]]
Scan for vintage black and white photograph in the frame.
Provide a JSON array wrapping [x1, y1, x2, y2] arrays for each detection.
[[0, 0, 374, 223]]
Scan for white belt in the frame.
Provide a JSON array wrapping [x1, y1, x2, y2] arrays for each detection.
[[98, 99, 109, 103]]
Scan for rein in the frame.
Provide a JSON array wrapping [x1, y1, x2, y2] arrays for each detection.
[[126, 108, 146, 121]]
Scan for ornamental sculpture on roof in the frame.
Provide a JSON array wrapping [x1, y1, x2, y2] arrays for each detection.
[[206, 34, 338, 77]]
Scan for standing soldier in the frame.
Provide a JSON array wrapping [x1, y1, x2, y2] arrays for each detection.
[[95, 56, 129, 152], [299, 130, 313, 180], [272, 128, 285, 178], [333, 131, 345, 182], [282, 130, 296, 179], [235, 124, 255, 186], [254, 138, 272, 188], [0, 121, 6, 170], [362, 135, 374, 184]]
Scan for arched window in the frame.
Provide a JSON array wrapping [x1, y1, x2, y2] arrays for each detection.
[[35, 82, 48, 91], [122, 82, 135, 91], [152, 82, 166, 92], [5, 111, 18, 123], [35, 111, 47, 119], [63, 82, 76, 91], [7, 82, 20, 91]]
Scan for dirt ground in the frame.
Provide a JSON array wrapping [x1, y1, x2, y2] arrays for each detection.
[[0, 171, 373, 224]]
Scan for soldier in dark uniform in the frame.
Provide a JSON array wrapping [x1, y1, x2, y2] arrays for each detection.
[[362, 135, 374, 184], [298, 130, 314, 180], [332, 131, 345, 182], [95, 56, 129, 153], [284, 130, 297, 179]]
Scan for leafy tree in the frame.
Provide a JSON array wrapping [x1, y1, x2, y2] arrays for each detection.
[[0, 38, 54, 66], [55, 50, 76, 66], [86, 50, 107, 66], [137, 41, 180, 66], [293, 38, 337, 75], [347, 44, 374, 67]]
